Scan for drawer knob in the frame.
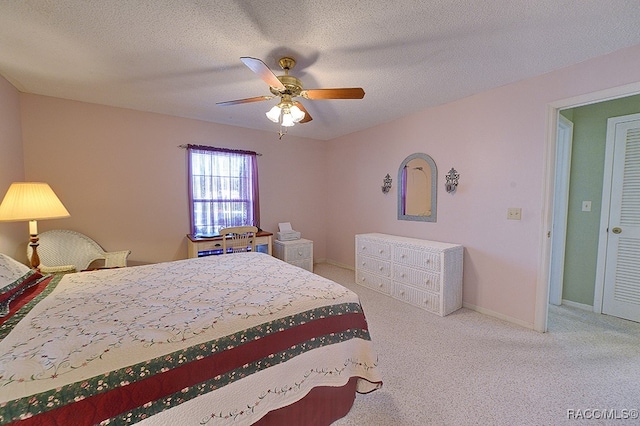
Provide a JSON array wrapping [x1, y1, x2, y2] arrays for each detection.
[[379, 266, 384, 271], [401, 254, 406, 258], [379, 249, 384, 254], [425, 279, 430, 285], [378, 283, 383, 288], [400, 290, 405, 295], [361, 277, 365, 282], [400, 273, 405, 278], [423, 299, 428, 304], [297, 250, 303, 256]]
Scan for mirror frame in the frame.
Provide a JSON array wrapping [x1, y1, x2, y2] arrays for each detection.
[[397, 153, 437, 222]]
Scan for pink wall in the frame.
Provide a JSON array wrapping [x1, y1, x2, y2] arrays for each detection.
[[326, 44, 640, 327], [0, 76, 27, 259], [20, 96, 328, 263]]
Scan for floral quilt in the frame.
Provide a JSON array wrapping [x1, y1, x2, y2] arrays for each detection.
[[0, 253, 381, 425]]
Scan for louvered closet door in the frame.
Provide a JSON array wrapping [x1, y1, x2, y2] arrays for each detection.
[[603, 116, 640, 322]]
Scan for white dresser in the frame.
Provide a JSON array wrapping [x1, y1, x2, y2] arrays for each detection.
[[355, 233, 463, 316], [274, 238, 314, 272]]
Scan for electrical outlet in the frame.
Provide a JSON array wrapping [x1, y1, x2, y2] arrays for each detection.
[[582, 201, 592, 212], [507, 208, 522, 220]]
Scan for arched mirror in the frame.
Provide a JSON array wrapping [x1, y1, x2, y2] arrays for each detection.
[[398, 153, 437, 222]]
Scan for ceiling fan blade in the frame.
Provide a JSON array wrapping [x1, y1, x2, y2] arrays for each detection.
[[293, 101, 313, 123], [302, 88, 365, 100], [240, 57, 286, 90], [216, 95, 273, 106]]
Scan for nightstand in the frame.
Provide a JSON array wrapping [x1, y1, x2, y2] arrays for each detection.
[[273, 239, 313, 272]]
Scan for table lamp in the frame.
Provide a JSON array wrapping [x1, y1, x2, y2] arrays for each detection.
[[0, 182, 70, 268]]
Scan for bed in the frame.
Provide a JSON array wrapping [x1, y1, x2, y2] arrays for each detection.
[[0, 252, 382, 425]]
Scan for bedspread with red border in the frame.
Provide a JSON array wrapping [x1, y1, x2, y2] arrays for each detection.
[[0, 253, 381, 425]]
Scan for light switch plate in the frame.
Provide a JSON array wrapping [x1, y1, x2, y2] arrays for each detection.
[[507, 208, 522, 220], [582, 201, 592, 212]]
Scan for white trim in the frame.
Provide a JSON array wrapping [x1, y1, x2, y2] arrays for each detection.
[[537, 81, 640, 333], [323, 259, 355, 271], [548, 115, 573, 306], [561, 299, 594, 312], [547, 82, 640, 110], [463, 302, 533, 330], [535, 105, 558, 332]]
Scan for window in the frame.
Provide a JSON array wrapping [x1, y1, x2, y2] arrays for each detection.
[[187, 145, 260, 236]]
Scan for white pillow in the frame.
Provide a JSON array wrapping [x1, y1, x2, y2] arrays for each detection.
[[0, 253, 31, 289]]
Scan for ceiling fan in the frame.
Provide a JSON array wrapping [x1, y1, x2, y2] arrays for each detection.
[[217, 56, 365, 132]]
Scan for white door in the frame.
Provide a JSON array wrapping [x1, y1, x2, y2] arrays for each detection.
[[601, 113, 640, 322]]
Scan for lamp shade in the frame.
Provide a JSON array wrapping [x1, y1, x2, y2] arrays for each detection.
[[281, 112, 295, 127], [0, 182, 70, 222], [289, 105, 305, 123], [265, 105, 282, 123]]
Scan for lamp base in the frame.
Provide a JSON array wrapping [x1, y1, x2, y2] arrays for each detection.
[[29, 235, 40, 269]]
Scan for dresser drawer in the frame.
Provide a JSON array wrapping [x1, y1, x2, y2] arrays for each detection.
[[193, 240, 223, 252], [289, 258, 313, 272], [393, 264, 441, 293], [358, 255, 391, 277], [393, 284, 440, 314], [282, 243, 312, 261], [356, 238, 392, 261], [355, 233, 463, 317], [356, 270, 392, 295], [394, 245, 441, 272], [274, 239, 313, 271]]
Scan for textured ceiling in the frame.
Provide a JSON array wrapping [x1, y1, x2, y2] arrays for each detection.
[[1, 1, 640, 140]]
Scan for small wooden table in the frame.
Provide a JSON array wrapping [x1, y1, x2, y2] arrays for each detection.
[[186, 231, 273, 258]]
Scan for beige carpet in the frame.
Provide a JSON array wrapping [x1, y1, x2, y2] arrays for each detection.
[[312, 263, 640, 426]]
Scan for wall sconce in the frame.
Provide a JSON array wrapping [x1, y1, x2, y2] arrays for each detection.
[[381, 174, 392, 194], [445, 168, 460, 193]]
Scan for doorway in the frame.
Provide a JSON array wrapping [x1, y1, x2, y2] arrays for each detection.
[[537, 85, 640, 332]]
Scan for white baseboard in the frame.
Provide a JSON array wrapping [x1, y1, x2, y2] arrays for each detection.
[[560, 299, 594, 311], [322, 261, 535, 329], [462, 302, 534, 330], [321, 259, 355, 271]]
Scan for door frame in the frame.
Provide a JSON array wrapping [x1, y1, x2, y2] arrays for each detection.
[[548, 115, 573, 306], [594, 112, 640, 314], [535, 81, 640, 332]]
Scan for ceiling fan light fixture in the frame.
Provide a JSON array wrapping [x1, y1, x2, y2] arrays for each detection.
[[289, 105, 305, 123], [281, 111, 295, 127], [266, 102, 303, 128], [220, 56, 365, 135], [266, 105, 281, 123]]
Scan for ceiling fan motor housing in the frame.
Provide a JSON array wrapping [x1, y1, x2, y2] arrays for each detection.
[[270, 75, 303, 97]]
